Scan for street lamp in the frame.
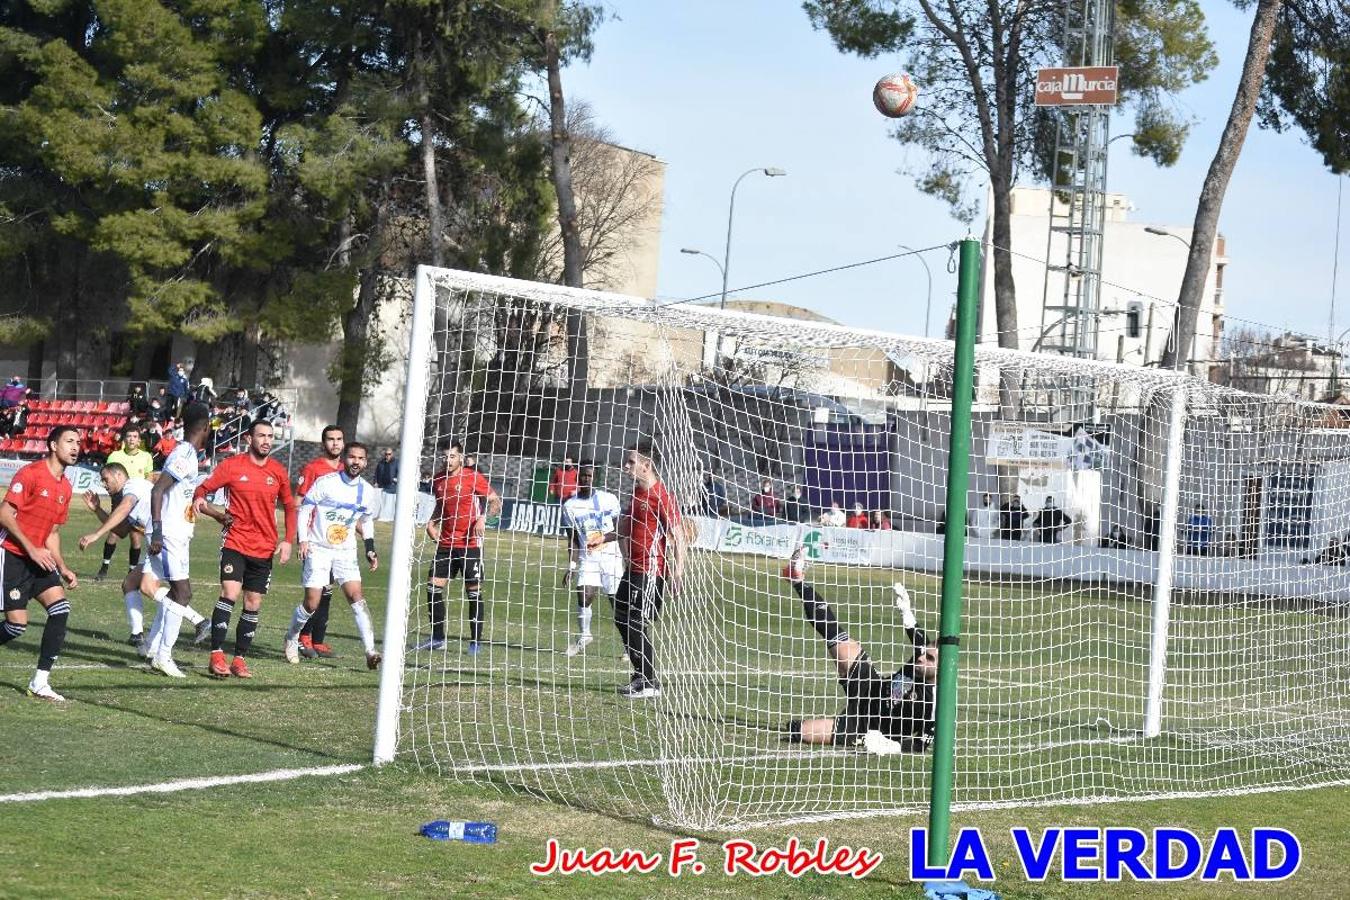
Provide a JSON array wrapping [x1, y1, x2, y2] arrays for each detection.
[[679, 247, 725, 284], [721, 167, 786, 309], [1144, 226, 1191, 249], [897, 244, 932, 338]]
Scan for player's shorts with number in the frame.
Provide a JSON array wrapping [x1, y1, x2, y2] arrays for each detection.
[[576, 552, 623, 595], [302, 545, 361, 589], [219, 547, 274, 594], [144, 535, 191, 582], [429, 547, 483, 582]]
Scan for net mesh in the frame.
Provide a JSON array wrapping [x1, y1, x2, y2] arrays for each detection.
[[388, 266, 1350, 830]]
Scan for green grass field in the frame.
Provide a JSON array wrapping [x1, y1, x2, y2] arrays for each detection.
[[2, 508, 1347, 898]]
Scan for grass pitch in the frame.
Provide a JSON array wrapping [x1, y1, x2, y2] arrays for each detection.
[[1, 508, 1347, 898]]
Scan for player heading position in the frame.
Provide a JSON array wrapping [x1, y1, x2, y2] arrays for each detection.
[[97, 426, 154, 581], [615, 445, 685, 700], [294, 424, 344, 659], [421, 439, 500, 654], [560, 462, 623, 657], [780, 548, 937, 753], [142, 404, 215, 677], [0, 426, 79, 701], [285, 442, 382, 669], [194, 418, 298, 679]]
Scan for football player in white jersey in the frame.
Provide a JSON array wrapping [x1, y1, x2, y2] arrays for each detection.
[[560, 462, 623, 657], [142, 405, 221, 677], [78, 462, 159, 647], [284, 442, 381, 669]]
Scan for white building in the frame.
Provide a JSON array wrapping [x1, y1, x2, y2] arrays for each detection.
[[979, 187, 1228, 375]]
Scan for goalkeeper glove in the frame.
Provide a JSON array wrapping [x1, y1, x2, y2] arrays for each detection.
[[893, 582, 917, 630]]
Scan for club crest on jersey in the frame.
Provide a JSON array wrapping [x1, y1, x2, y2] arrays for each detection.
[[266, 477, 274, 485], [239, 475, 249, 482], [39, 489, 48, 497], [8, 589, 19, 600], [224, 564, 235, 574]]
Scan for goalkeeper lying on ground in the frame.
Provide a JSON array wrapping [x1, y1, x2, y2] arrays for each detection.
[[781, 547, 938, 753]]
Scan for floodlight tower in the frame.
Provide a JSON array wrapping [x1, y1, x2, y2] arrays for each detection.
[[1036, 0, 1116, 421]]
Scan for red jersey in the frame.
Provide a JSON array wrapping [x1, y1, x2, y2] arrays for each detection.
[[297, 456, 342, 497], [846, 512, 869, 529], [0, 460, 72, 557], [549, 466, 578, 503], [431, 468, 494, 549], [193, 453, 298, 558], [623, 481, 681, 576]]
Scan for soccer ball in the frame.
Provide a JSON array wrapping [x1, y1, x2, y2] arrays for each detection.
[[872, 72, 918, 118]]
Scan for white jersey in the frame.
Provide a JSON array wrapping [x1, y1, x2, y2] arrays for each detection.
[[301, 471, 377, 551], [119, 478, 155, 532], [158, 443, 201, 539], [562, 489, 622, 562]]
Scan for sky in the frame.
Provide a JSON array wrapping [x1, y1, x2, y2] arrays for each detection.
[[559, 0, 1347, 345]]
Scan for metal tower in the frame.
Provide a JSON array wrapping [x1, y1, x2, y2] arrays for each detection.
[[1037, 0, 1115, 418]]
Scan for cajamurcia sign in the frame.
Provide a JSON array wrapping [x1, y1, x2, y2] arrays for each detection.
[[1034, 66, 1119, 106]]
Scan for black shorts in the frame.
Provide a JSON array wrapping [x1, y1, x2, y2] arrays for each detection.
[[1, 548, 63, 611], [220, 548, 274, 594], [429, 547, 483, 582], [831, 655, 932, 750], [615, 571, 666, 621]]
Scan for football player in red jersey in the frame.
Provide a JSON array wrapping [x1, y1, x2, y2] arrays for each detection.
[[419, 440, 500, 654], [192, 419, 298, 679], [0, 426, 80, 701], [294, 424, 344, 659], [614, 444, 686, 699]]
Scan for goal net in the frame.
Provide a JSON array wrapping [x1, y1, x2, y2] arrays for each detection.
[[373, 264, 1350, 830]]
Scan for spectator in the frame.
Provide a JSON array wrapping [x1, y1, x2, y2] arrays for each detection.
[[549, 455, 578, 503], [783, 486, 809, 524], [148, 395, 168, 424], [1033, 497, 1072, 543], [1303, 533, 1350, 566], [0, 376, 26, 408], [701, 470, 727, 517], [374, 447, 399, 522], [1100, 524, 1130, 549], [0, 401, 27, 438], [1185, 503, 1214, 556], [79, 428, 99, 465], [153, 428, 179, 465], [869, 509, 893, 530], [95, 426, 118, 464], [127, 382, 150, 416], [968, 492, 999, 539], [463, 452, 477, 471], [168, 362, 190, 416], [232, 387, 250, 412], [1217, 531, 1240, 558], [845, 502, 869, 529], [1000, 494, 1030, 541], [750, 479, 778, 521], [819, 501, 846, 528], [192, 376, 218, 405]]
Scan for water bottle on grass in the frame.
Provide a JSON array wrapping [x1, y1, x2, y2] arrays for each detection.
[[419, 820, 498, 843]]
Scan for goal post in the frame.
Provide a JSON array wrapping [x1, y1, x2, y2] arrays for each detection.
[[373, 264, 437, 766], [370, 257, 1350, 829]]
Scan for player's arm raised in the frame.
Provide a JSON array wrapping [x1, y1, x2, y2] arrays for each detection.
[[79, 492, 136, 551], [0, 490, 54, 571]]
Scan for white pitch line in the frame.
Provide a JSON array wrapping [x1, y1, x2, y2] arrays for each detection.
[[0, 763, 364, 804]]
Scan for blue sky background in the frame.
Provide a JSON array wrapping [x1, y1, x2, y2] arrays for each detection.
[[559, 0, 1346, 344]]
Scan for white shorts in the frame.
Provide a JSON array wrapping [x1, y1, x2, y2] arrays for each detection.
[[302, 545, 362, 590], [144, 534, 191, 583], [576, 553, 623, 595]]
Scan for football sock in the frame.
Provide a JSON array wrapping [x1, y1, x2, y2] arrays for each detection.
[[577, 602, 592, 638], [307, 586, 332, 643], [466, 588, 483, 644], [427, 584, 445, 642], [128, 543, 141, 568], [235, 610, 258, 656], [124, 591, 144, 635], [794, 582, 849, 646], [350, 599, 376, 654], [101, 540, 116, 567], [211, 598, 235, 652], [784, 720, 803, 743], [0, 620, 27, 646], [38, 600, 69, 671], [158, 602, 184, 656], [286, 604, 313, 642]]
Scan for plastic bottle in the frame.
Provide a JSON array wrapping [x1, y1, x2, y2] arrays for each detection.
[[418, 820, 498, 843]]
